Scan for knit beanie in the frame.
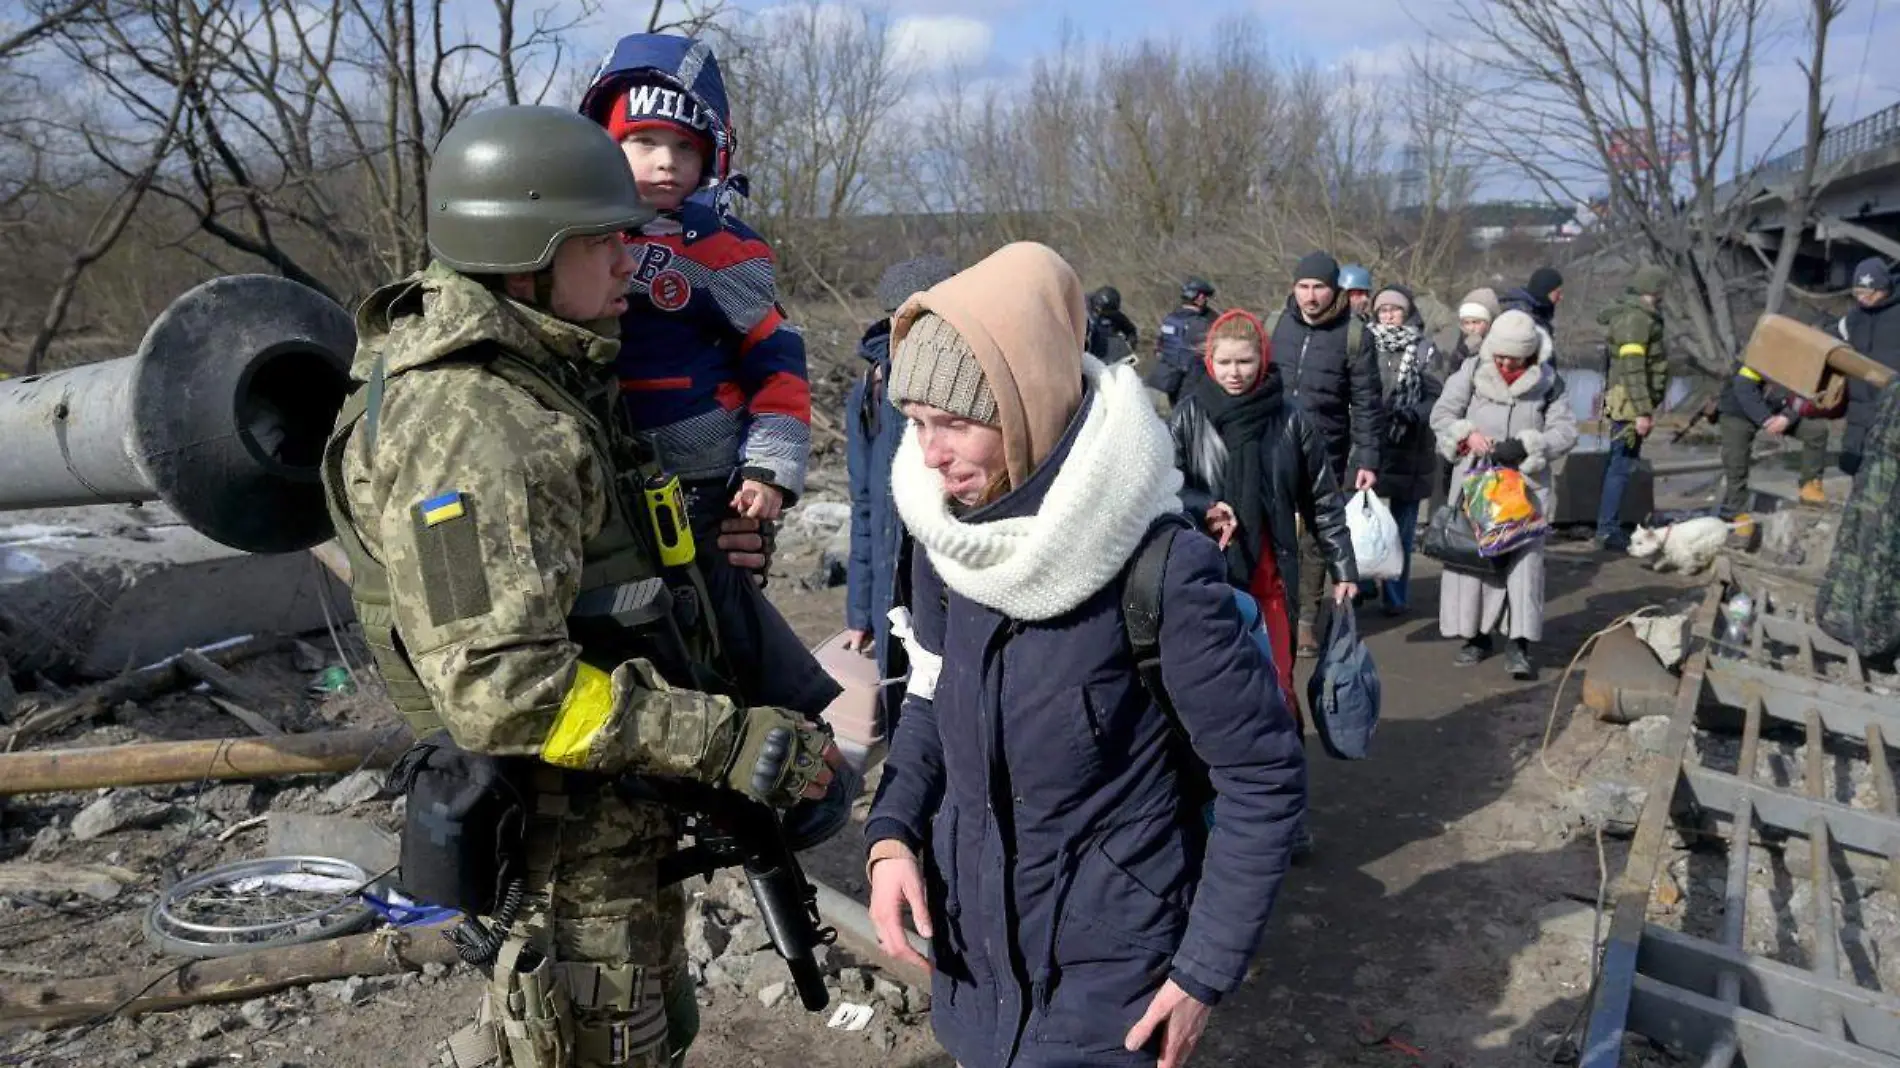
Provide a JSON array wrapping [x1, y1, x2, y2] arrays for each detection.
[[606, 79, 714, 159], [877, 255, 957, 314], [1458, 287, 1500, 322], [1373, 288, 1411, 315], [1631, 264, 1670, 297], [1295, 251, 1340, 285], [1854, 256, 1893, 292], [1527, 266, 1564, 303], [887, 312, 999, 425], [1480, 310, 1543, 361]]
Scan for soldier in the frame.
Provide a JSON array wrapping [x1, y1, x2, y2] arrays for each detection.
[[1595, 264, 1670, 552], [319, 105, 838, 1068], [1145, 276, 1218, 405], [1084, 285, 1139, 363]]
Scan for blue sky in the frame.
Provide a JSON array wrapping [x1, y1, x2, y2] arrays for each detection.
[[713, 0, 1900, 190]]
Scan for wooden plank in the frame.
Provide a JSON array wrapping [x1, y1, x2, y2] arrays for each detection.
[[205, 695, 285, 737], [0, 636, 288, 751], [0, 931, 460, 1031]]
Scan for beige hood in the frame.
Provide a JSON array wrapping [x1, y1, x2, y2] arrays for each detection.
[[890, 242, 1086, 488]]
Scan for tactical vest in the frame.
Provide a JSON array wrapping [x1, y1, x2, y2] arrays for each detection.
[[319, 345, 725, 739]]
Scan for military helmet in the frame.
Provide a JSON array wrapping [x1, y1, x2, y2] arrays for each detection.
[[1181, 277, 1214, 301], [427, 105, 654, 274], [1088, 285, 1123, 315], [1337, 264, 1373, 293]]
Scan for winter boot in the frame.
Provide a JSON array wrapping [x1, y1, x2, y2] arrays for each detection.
[[1799, 479, 1827, 505], [1454, 634, 1493, 666], [1506, 639, 1536, 681]]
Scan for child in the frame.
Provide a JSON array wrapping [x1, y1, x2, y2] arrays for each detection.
[[579, 34, 836, 720], [581, 33, 811, 540]]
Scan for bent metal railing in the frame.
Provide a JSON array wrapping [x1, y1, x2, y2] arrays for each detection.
[[1581, 555, 1900, 1067]]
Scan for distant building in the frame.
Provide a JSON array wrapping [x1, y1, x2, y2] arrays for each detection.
[[1464, 202, 1590, 248]]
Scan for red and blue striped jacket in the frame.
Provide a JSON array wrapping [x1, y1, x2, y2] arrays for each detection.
[[615, 198, 810, 499]]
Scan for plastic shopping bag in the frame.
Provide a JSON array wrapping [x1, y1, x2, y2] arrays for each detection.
[[1346, 490, 1405, 580], [1461, 465, 1549, 558]]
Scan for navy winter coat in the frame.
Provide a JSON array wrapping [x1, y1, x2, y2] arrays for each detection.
[[866, 400, 1307, 1068], [1146, 304, 1217, 402], [1268, 297, 1386, 481], [845, 320, 907, 712], [1839, 293, 1900, 469]]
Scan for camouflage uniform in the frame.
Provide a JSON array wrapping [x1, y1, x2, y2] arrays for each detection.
[[318, 107, 828, 1068], [1595, 266, 1669, 544]]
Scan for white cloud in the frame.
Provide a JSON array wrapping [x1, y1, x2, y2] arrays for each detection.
[[887, 14, 994, 74]]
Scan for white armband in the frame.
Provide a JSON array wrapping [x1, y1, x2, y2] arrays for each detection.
[[886, 605, 942, 701]]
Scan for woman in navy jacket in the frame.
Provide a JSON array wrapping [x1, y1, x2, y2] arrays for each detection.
[[864, 243, 1307, 1068]]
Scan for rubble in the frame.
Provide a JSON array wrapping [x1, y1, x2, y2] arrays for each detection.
[[71, 789, 175, 841], [1627, 715, 1674, 755], [317, 769, 384, 810]]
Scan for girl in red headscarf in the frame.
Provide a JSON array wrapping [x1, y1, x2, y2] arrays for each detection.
[[1168, 310, 1359, 723]]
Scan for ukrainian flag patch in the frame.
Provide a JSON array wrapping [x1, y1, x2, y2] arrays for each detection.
[[419, 491, 466, 527]]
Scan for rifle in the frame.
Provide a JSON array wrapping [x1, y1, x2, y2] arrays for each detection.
[[621, 775, 837, 1011], [1668, 395, 1720, 444]]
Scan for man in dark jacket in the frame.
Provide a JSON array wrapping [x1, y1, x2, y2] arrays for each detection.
[[1146, 277, 1218, 404], [1085, 285, 1139, 363], [1501, 265, 1563, 337], [1717, 364, 1829, 522], [845, 255, 956, 725], [1268, 250, 1384, 652], [1837, 257, 1900, 478]]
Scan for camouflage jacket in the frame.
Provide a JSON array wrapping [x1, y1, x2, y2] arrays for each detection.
[[1599, 294, 1668, 421], [328, 263, 741, 778]]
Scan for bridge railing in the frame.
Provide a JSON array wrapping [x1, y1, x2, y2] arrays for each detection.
[[1753, 99, 1900, 183]]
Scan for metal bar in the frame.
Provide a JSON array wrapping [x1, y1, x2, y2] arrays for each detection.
[[1681, 765, 1900, 858], [1582, 580, 1727, 1068], [1704, 659, 1900, 738], [1629, 976, 1900, 1067], [1804, 708, 1846, 1039], [1868, 723, 1900, 903], [1639, 926, 1900, 1053], [1796, 631, 1817, 678], [1746, 612, 1856, 664], [1702, 692, 1764, 1068]]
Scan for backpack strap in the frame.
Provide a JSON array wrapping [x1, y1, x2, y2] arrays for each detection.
[[1124, 514, 1193, 710]]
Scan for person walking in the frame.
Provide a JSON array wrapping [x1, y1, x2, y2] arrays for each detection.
[[866, 243, 1307, 1068], [1364, 287, 1444, 616], [1430, 310, 1580, 680]]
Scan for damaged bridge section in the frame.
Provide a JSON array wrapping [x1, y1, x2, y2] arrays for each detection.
[[1584, 557, 1900, 1067]]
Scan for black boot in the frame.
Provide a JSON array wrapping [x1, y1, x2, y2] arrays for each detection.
[[1506, 639, 1536, 681], [1454, 634, 1493, 666]]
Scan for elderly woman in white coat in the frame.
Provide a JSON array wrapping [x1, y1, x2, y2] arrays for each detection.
[[1429, 309, 1579, 680]]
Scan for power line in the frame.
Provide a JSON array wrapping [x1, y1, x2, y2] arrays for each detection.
[[1850, 0, 1883, 120]]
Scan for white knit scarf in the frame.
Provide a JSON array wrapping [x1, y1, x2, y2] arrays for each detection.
[[891, 354, 1184, 621]]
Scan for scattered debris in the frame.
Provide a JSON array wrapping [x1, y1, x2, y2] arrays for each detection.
[[0, 862, 140, 901], [291, 641, 328, 674], [825, 1002, 874, 1032], [1626, 715, 1674, 756], [317, 770, 384, 811], [0, 635, 288, 750], [71, 789, 175, 841]]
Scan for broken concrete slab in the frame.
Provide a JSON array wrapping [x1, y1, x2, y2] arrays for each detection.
[[0, 503, 350, 680], [317, 770, 383, 811], [71, 790, 176, 841]]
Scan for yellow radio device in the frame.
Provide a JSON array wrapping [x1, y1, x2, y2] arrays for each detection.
[[642, 473, 697, 568]]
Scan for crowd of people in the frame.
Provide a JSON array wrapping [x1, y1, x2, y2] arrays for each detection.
[[304, 25, 1899, 1068]]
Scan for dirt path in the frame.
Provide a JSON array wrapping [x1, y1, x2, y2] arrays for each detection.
[[1, 536, 1706, 1068]]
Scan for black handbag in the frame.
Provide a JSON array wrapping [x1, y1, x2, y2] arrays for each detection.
[[1420, 500, 1508, 574]]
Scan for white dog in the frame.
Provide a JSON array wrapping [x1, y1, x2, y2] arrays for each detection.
[[1627, 517, 1735, 574]]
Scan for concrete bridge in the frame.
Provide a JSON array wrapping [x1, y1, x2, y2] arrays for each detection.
[[1717, 100, 1900, 283]]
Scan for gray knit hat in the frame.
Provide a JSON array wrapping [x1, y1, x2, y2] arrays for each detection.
[[887, 312, 999, 424], [1480, 309, 1543, 361], [877, 255, 957, 314]]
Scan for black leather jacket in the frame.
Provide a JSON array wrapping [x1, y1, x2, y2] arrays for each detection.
[[1168, 369, 1358, 595]]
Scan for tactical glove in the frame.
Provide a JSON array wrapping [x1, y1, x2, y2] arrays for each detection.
[[725, 706, 834, 809], [1490, 439, 1529, 468]]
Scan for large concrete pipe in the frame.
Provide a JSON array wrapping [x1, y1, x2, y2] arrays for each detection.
[[0, 275, 354, 553]]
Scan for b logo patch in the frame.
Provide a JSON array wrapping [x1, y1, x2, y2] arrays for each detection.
[[650, 269, 692, 312]]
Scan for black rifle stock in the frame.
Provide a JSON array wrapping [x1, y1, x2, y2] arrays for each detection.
[[620, 776, 835, 1011]]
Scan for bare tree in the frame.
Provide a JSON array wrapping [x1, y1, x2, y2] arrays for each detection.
[[1761, 0, 1845, 315], [1451, 0, 1835, 373]]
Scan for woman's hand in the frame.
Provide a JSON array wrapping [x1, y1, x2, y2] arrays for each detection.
[[1332, 581, 1357, 604], [867, 853, 933, 973], [1204, 502, 1239, 550], [1463, 431, 1494, 455], [841, 629, 874, 654], [1124, 979, 1213, 1068]]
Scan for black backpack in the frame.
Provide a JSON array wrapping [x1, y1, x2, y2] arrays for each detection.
[[1122, 515, 1216, 812]]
